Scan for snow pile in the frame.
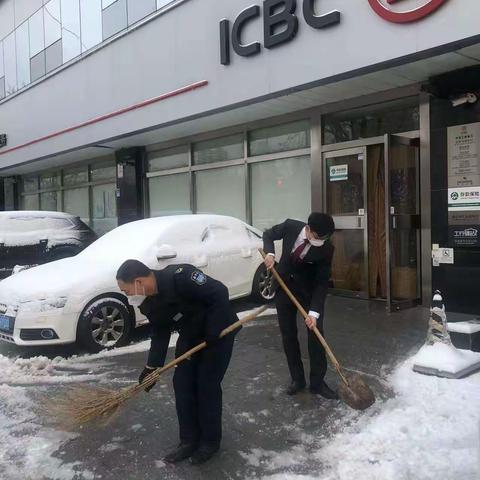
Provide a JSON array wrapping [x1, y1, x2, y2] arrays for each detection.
[[413, 342, 480, 376], [253, 356, 480, 480], [448, 320, 480, 335], [0, 384, 93, 480]]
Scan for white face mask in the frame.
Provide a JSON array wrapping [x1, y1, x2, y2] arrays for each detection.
[[128, 282, 147, 307], [309, 237, 326, 248]]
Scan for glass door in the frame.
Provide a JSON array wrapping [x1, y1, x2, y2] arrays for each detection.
[[324, 147, 368, 298], [384, 135, 421, 311]]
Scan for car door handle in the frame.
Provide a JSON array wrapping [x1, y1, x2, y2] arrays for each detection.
[[157, 254, 177, 260]]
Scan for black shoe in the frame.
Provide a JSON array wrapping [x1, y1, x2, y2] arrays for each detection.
[[164, 443, 198, 464], [189, 443, 220, 465], [310, 382, 339, 400], [285, 380, 306, 396]]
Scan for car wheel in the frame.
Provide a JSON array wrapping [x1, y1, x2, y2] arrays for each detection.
[[251, 265, 277, 303], [49, 246, 80, 262], [77, 298, 133, 352]]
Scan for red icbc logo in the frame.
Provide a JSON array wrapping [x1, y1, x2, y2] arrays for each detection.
[[368, 0, 448, 23]]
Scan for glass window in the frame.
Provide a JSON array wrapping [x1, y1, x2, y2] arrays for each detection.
[[30, 50, 46, 82], [193, 134, 244, 165], [102, 0, 127, 40], [44, 0, 62, 48], [127, 0, 156, 25], [248, 120, 310, 157], [195, 166, 246, 221], [61, 0, 81, 62], [250, 156, 311, 230], [323, 98, 420, 145], [29, 9, 45, 57], [40, 172, 59, 190], [148, 145, 189, 172], [40, 191, 59, 211], [22, 194, 40, 210], [64, 187, 90, 225], [0, 77, 5, 100], [46, 39, 63, 73], [102, 0, 118, 7], [80, 0, 102, 52], [22, 176, 39, 193], [0, 41, 4, 78], [157, 0, 173, 9], [16, 22, 30, 89], [149, 173, 191, 217], [63, 166, 88, 186], [4, 32, 17, 96], [92, 183, 117, 235], [91, 161, 116, 182]]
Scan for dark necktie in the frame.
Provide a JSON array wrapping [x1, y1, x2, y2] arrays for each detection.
[[291, 239, 309, 264]]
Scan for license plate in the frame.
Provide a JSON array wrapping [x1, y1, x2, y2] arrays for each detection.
[[0, 315, 13, 332]]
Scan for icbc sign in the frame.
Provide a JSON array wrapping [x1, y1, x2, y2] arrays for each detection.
[[368, 0, 448, 24], [220, 0, 448, 65]]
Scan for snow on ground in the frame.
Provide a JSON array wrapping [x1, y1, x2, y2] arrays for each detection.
[[247, 355, 480, 480]]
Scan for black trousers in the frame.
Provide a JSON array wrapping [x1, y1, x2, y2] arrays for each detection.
[[275, 282, 327, 388], [173, 334, 235, 445]]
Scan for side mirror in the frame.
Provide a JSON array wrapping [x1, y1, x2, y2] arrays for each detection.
[[156, 244, 177, 262]]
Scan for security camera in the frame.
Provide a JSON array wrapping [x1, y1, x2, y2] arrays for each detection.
[[450, 93, 478, 107]]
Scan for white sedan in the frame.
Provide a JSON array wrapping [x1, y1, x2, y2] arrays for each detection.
[[0, 215, 276, 350]]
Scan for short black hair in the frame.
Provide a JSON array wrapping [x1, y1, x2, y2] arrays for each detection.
[[308, 212, 335, 236], [116, 259, 152, 283]]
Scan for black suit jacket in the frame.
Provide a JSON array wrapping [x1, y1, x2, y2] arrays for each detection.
[[263, 219, 334, 314]]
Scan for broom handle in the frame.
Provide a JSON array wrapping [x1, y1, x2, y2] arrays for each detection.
[[259, 249, 349, 386], [141, 304, 269, 385]]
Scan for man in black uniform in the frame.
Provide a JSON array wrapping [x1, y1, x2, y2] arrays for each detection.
[[116, 259, 239, 465], [263, 212, 337, 399]]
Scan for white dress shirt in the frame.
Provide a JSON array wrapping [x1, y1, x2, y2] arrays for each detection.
[[268, 226, 320, 320]]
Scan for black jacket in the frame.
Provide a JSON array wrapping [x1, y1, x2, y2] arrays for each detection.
[[263, 219, 334, 313], [139, 264, 238, 367]]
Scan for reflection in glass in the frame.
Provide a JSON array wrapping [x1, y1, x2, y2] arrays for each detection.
[[80, 0, 102, 52], [40, 191, 59, 211], [4, 33, 16, 95], [102, 0, 118, 7], [91, 161, 116, 182], [195, 166, 246, 221], [29, 9, 45, 57], [64, 187, 90, 225], [63, 166, 88, 186], [157, 0, 173, 9], [31, 51, 46, 82], [331, 230, 365, 292], [46, 39, 63, 72], [44, 0, 62, 47], [148, 145, 189, 172], [0, 42, 4, 78], [40, 172, 59, 189], [92, 183, 118, 235], [127, 0, 156, 25], [22, 195, 40, 210], [149, 174, 191, 217], [16, 22, 31, 89], [23, 176, 39, 193], [102, 0, 127, 40], [251, 156, 311, 230], [193, 134, 243, 165], [249, 120, 310, 157], [61, 0, 81, 62], [326, 155, 364, 216]]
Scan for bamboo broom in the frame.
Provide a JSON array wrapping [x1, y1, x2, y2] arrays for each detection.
[[48, 305, 269, 429]]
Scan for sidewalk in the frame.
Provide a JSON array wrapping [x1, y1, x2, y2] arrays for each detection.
[[44, 296, 430, 480]]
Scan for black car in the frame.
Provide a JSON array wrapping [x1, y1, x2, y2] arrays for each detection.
[[0, 211, 97, 279]]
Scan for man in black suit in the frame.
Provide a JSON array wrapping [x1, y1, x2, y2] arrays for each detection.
[[263, 212, 337, 398]]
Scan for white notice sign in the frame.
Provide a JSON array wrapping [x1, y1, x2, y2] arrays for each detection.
[[329, 164, 348, 182], [448, 123, 480, 188]]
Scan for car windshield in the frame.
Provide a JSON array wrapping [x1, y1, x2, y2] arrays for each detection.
[[0, 215, 74, 234], [78, 218, 170, 261]]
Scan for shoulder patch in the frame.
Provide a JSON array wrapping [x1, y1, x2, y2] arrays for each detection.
[[175, 267, 183, 274], [191, 270, 207, 285]]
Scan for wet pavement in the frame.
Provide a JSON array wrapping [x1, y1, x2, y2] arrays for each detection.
[[0, 296, 429, 479]]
